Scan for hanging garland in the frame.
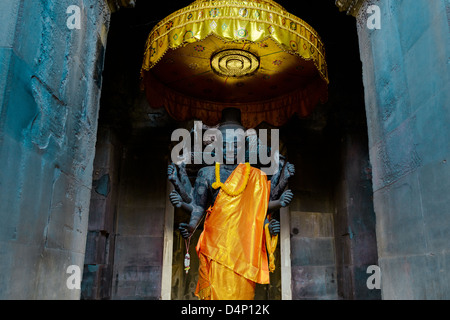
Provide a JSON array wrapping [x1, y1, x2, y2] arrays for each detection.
[[265, 223, 278, 273], [212, 162, 251, 197]]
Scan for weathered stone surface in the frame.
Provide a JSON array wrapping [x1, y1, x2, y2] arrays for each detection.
[[81, 126, 122, 299], [114, 236, 163, 266], [333, 122, 381, 300], [117, 206, 165, 236], [290, 211, 334, 239], [417, 161, 450, 253], [84, 231, 110, 265], [374, 171, 428, 257], [357, 0, 450, 299], [291, 265, 338, 299], [370, 117, 422, 192], [0, 0, 111, 299], [0, 0, 20, 48], [113, 262, 163, 300], [104, 128, 169, 300], [291, 237, 336, 267], [81, 263, 113, 300]]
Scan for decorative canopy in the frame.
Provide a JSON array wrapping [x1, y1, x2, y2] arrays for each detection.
[[140, 0, 329, 128]]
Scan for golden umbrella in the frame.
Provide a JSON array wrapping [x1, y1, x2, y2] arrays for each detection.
[[140, 0, 329, 128]]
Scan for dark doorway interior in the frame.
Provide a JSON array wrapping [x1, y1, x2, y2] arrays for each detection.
[[81, 0, 380, 300]]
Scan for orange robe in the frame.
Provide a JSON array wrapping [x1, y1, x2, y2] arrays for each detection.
[[195, 163, 270, 300]]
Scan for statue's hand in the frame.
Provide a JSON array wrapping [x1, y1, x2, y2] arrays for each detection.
[[284, 162, 295, 179], [179, 222, 195, 239], [280, 189, 294, 207], [269, 219, 281, 236], [169, 190, 182, 208], [168, 163, 178, 182]]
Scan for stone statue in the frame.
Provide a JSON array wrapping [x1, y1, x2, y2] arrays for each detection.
[[168, 108, 294, 300]]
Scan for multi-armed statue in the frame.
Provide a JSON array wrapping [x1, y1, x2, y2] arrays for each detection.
[[167, 108, 295, 300]]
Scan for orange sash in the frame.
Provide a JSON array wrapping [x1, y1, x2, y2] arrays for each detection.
[[195, 164, 271, 299]]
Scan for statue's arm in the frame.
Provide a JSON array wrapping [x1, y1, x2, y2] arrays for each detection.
[[178, 162, 193, 198], [266, 189, 293, 236], [267, 189, 294, 214], [269, 156, 285, 196], [265, 217, 281, 236], [179, 168, 211, 239], [168, 163, 192, 203], [270, 162, 295, 200], [169, 190, 193, 213]]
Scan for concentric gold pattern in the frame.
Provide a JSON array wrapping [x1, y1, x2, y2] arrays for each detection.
[[211, 49, 260, 77]]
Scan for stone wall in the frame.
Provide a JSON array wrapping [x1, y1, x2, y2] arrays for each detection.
[[110, 129, 169, 299], [357, 0, 450, 299], [0, 0, 110, 299], [81, 126, 122, 299], [334, 132, 380, 299], [284, 128, 339, 300]]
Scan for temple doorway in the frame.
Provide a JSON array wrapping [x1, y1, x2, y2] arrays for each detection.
[[81, 0, 380, 300]]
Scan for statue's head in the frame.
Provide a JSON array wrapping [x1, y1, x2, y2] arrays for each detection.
[[215, 107, 273, 167], [218, 108, 246, 164]]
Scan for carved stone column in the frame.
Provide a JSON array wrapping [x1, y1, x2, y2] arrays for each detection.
[[341, 0, 450, 300]]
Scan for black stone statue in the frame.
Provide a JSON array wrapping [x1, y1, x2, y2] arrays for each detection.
[[167, 108, 295, 238]]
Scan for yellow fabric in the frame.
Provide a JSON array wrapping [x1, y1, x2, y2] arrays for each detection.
[[141, 0, 328, 83], [196, 253, 256, 300], [195, 163, 270, 300], [264, 223, 278, 273], [212, 162, 250, 196]]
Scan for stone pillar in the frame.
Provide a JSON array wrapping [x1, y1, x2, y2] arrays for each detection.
[[110, 130, 168, 300], [287, 131, 338, 300], [0, 0, 110, 299], [81, 126, 122, 299], [355, 0, 450, 299], [334, 131, 380, 299]]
